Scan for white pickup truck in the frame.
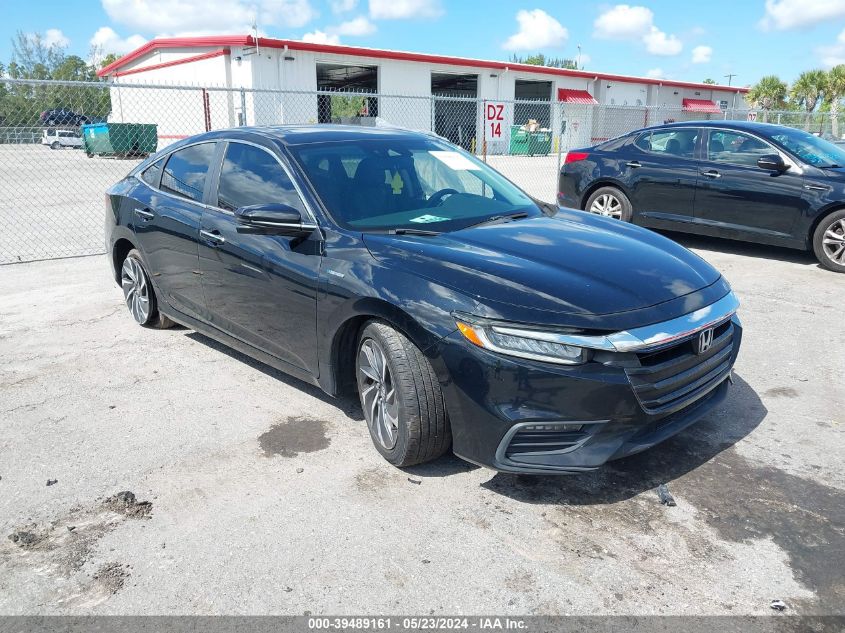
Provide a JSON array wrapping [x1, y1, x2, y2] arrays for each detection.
[[42, 129, 83, 149]]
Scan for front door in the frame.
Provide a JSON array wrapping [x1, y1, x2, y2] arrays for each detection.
[[198, 141, 322, 375], [693, 129, 806, 239]]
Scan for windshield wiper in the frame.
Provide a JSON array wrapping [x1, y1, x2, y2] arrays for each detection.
[[462, 212, 530, 230], [386, 228, 441, 236]]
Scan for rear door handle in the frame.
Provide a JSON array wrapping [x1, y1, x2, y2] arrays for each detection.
[[701, 169, 721, 179], [625, 161, 642, 168], [200, 229, 226, 245], [134, 208, 154, 221]]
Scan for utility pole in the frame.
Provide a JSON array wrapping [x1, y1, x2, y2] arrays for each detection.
[[724, 73, 737, 86]]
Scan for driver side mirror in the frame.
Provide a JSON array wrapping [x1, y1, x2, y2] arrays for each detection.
[[235, 203, 315, 236], [757, 154, 788, 172]]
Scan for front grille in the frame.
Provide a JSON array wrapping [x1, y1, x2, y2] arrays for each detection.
[[505, 424, 590, 457], [625, 320, 736, 415]]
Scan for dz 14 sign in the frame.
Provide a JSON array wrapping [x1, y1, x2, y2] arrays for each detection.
[[485, 102, 505, 138]]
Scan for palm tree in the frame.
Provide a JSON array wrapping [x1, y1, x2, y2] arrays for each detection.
[[748, 75, 787, 122], [790, 70, 826, 130], [826, 65, 845, 139]]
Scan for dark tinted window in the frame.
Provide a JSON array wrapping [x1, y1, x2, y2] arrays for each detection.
[[707, 130, 772, 167], [646, 129, 699, 157], [160, 143, 216, 202], [217, 142, 305, 213], [140, 158, 164, 188]]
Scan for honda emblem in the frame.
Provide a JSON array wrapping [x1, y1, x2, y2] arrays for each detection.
[[696, 328, 714, 355]]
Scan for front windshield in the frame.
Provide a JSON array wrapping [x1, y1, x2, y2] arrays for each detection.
[[769, 127, 845, 168], [289, 137, 538, 232]]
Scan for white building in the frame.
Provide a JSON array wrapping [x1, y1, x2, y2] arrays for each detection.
[[98, 35, 749, 152]]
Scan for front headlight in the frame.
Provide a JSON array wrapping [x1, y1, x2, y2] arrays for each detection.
[[455, 319, 591, 365]]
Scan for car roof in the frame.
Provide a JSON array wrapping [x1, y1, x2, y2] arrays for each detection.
[[639, 120, 794, 135], [182, 124, 437, 147]]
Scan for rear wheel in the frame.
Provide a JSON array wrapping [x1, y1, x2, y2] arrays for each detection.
[[813, 210, 845, 273], [356, 322, 451, 467], [584, 186, 633, 222], [120, 249, 175, 328], [50, 141, 60, 150]]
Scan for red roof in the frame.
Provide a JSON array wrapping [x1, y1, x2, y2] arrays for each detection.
[[97, 35, 748, 94], [557, 89, 598, 104], [682, 98, 723, 113]]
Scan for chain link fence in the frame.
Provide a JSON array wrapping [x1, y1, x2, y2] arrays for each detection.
[[0, 77, 838, 264]]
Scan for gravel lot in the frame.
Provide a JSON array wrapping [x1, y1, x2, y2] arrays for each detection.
[[1, 225, 844, 616]]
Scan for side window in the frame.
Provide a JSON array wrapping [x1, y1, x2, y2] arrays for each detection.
[[160, 143, 216, 202], [647, 129, 699, 158], [634, 132, 652, 151], [217, 143, 306, 213], [707, 131, 773, 167], [140, 158, 164, 188]]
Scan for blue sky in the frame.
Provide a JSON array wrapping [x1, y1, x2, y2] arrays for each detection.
[[4, 0, 845, 86]]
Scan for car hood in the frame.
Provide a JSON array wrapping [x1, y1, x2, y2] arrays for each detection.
[[363, 210, 725, 328]]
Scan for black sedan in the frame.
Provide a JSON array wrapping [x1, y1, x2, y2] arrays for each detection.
[[106, 126, 740, 474], [40, 108, 89, 127], [558, 120, 845, 272]]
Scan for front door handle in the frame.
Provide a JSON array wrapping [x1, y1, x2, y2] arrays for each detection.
[[134, 208, 154, 221], [701, 169, 721, 179], [625, 161, 642, 168], [200, 229, 226, 245]]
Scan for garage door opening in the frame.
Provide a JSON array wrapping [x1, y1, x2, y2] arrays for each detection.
[[431, 73, 478, 150], [317, 63, 379, 125], [514, 80, 552, 129]]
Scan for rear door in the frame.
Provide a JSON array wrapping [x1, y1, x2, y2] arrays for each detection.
[[198, 140, 322, 375], [693, 129, 805, 238], [626, 127, 701, 224], [132, 142, 216, 320]]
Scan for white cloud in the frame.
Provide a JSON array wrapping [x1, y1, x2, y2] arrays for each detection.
[[331, 0, 357, 12], [90, 27, 147, 56], [760, 0, 845, 30], [301, 29, 340, 44], [643, 26, 682, 55], [368, 0, 442, 20], [503, 9, 568, 50], [334, 16, 376, 36], [818, 28, 845, 67], [691, 44, 712, 63], [594, 5, 682, 56], [43, 28, 70, 48], [102, 0, 316, 34], [646, 67, 665, 79], [593, 4, 653, 39]]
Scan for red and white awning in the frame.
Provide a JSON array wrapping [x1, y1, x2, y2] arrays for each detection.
[[558, 89, 598, 104], [682, 98, 722, 113]]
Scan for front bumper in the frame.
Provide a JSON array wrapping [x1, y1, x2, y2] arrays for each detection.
[[436, 312, 742, 474]]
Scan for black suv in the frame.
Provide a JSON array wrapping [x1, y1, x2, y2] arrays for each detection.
[[40, 108, 89, 127], [106, 126, 741, 474]]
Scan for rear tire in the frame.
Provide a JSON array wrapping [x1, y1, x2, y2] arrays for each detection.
[[584, 186, 633, 222], [356, 321, 451, 467], [50, 141, 60, 150], [120, 249, 175, 328], [813, 210, 845, 273]]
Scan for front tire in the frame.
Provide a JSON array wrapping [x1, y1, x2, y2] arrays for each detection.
[[813, 210, 845, 273], [356, 322, 451, 467], [120, 249, 175, 328], [584, 186, 633, 222], [50, 141, 60, 150]]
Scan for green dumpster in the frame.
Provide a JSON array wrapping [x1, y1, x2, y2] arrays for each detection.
[[81, 123, 158, 158], [508, 125, 552, 156]]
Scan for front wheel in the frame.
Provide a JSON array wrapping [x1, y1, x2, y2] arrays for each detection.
[[584, 186, 633, 222], [120, 249, 175, 328], [356, 322, 451, 467], [50, 141, 60, 150], [813, 210, 845, 273]]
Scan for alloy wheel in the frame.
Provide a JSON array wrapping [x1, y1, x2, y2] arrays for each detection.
[[121, 257, 151, 324], [822, 218, 845, 265], [357, 338, 399, 450], [589, 193, 623, 219]]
